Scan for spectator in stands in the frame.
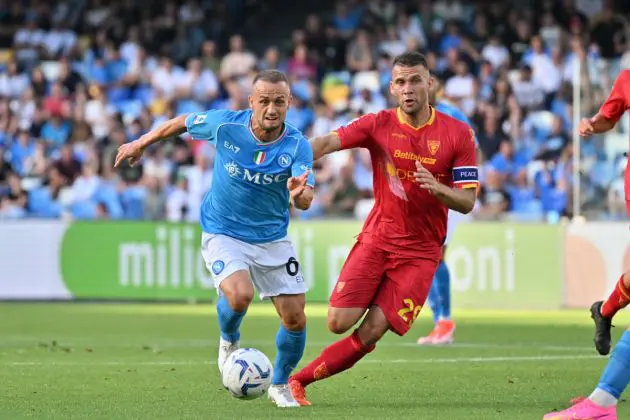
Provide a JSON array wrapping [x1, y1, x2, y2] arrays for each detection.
[[219, 34, 256, 83], [0, 0, 626, 222]]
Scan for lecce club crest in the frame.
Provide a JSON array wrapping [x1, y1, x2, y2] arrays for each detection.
[[427, 140, 440, 156]]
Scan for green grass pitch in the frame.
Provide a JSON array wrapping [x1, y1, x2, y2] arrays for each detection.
[[1, 303, 628, 419]]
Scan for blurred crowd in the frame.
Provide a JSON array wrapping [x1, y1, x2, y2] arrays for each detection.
[[0, 0, 629, 222]]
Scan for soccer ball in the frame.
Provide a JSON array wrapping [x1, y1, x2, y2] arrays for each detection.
[[221, 348, 273, 400]]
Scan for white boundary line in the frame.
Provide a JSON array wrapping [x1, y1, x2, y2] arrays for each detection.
[[2, 354, 604, 367], [0, 338, 594, 352]]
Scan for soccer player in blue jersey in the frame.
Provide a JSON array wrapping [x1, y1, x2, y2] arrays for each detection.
[[114, 70, 315, 408], [417, 74, 476, 346]]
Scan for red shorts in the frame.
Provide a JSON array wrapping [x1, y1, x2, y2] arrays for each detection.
[[329, 240, 439, 336]]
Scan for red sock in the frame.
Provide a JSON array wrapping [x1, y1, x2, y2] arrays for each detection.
[[601, 274, 630, 318], [291, 330, 375, 387]]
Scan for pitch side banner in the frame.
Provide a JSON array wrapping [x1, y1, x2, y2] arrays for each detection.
[[563, 222, 630, 308], [0, 221, 564, 308]]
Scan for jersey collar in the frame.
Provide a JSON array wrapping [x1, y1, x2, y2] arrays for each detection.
[[396, 106, 436, 131], [248, 117, 288, 146]]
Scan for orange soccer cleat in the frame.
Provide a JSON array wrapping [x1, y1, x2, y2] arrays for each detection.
[[288, 377, 311, 406], [417, 320, 456, 345]]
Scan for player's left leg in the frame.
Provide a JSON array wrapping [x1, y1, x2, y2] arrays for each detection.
[[289, 255, 436, 405], [267, 293, 307, 408], [250, 237, 308, 408], [592, 270, 630, 355], [543, 328, 630, 419], [288, 304, 384, 405]]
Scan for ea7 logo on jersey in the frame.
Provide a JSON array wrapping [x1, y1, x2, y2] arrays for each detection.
[[224, 141, 240, 153], [193, 114, 207, 125]]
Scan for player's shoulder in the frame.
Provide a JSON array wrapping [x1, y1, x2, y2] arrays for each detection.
[[434, 108, 471, 132], [374, 108, 398, 125], [282, 122, 310, 152], [215, 109, 251, 125], [433, 108, 476, 146], [619, 69, 630, 82]]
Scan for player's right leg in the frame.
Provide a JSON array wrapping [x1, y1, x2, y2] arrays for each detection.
[[592, 271, 630, 355], [543, 329, 630, 419], [201, 233, 255, 375], [216, 271, 254, 374]]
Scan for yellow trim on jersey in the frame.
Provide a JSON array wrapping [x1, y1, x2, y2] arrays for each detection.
[[396, 106, 435, 130]]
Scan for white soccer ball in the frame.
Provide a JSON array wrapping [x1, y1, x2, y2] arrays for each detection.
[[222, 348, 273, 400]]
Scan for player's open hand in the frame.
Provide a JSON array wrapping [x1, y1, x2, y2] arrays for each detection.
[[114, 140, 145, 168], [579, 118, 595, 137], [287, 171, 309, 199], [414, 160, 442, 194]]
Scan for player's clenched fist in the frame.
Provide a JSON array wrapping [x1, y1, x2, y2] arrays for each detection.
[[114, 140, 145, 168], [579, 118, 595, 137], [414, 160, 442, 195]]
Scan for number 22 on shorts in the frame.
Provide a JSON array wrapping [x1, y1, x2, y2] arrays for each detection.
[[398, 298, 421, 324]]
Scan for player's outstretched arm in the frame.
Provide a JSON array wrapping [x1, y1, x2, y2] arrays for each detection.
[[414, 161, 476, 214], [579, 114, 616, 137], [309, 132, 342, 160], [114, 114, 188, 167]]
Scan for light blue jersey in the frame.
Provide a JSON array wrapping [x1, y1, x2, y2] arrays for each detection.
[[185, 109, 315, 244], [436, 100, 478, 147]]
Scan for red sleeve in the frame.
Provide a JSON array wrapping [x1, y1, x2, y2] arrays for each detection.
[[335, 113, 376, 150], [599, 70, 630, 123], [452, 126, 479, 189]]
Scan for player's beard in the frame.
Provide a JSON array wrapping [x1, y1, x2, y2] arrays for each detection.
[[260, 116, 283, 132]]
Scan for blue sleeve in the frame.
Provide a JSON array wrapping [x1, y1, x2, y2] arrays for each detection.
[[184, 110, 231, 144], [291, 138, 315, 187]]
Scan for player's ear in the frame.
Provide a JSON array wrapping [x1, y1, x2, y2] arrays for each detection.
[[287, 94, 293, 109], [388, 80, 395, 97], [248, 95, 253, 109]]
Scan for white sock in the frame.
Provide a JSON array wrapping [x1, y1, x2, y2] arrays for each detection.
[[589, 388, 618, 408]]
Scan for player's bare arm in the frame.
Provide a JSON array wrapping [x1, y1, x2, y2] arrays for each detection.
[[579, 114, 616, 137], [114, 114, 188, 167], [288, 171, 313, 210], [310, 132, 342, 160], [413, 160, 476, 214]]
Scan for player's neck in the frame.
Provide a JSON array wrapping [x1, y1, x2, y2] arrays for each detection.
[[398, 104, 432, 128], [250, 121, 284, 143]]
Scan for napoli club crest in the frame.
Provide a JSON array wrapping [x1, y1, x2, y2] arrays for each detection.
[[212, 260, 225, 275], [277, 154, 292, 168]]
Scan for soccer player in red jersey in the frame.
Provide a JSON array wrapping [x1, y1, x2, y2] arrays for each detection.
[[543, 69, 630, 420], [288, 52, 479, 405], [578, 69, 630, 357]]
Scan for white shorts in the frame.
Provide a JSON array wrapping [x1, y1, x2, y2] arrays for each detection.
[[445, 210, 471, 245], [201, 233, 308, 300]]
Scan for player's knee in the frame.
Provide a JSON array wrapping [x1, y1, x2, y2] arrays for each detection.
[[281, 310, 306, 331], [225, 291, 253, 312], [327, 317, 352, 335]]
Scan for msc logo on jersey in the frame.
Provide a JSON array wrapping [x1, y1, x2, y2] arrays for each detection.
[[427, 140, 440, 155], [224, 161, 289, 185], [277, 154, 292, 168], [224, 161, 241, 177]]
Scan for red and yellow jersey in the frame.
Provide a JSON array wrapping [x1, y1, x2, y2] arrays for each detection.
[[599, 69, 630, 125], [336, 107, 478, 258], [599, 70, 630, 207]]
